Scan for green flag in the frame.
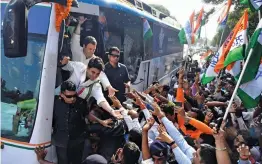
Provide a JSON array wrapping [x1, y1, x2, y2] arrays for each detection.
[[237, 19, 262, 109], [240, 0, 262, 11]]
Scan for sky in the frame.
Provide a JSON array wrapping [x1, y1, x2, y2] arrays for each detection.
[[142, 0, 226, 40]]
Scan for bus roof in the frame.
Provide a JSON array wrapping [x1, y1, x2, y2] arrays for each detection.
[[1, 0, 180, 30], [79, 0, 181, 30]]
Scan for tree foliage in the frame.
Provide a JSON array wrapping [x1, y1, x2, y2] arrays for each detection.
[[150, 4, 170, 16], [195, 7, 216, 25], [211, 26, 231, 47], [204, 8, 216, 23]]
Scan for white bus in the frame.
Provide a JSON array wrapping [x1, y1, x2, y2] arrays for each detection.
[[1, 0, 183, 163]]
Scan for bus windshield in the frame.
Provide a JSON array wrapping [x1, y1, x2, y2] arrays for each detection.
[[1, 3, 50, 142], [1, 35, 46, 142]]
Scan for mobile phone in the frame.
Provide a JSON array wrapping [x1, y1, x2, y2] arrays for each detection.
[[216, 117, 223, 133], [174, 102, 182, 107]]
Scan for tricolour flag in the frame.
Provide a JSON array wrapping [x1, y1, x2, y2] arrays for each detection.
[[224, 10, 248, 77], [238, 60, 262, 109], [193, 7, 204, 42], [214, 11, 248, 73], [201, 47, 221, 84], [237, 18, 262, 109], [217, 0, 232, 29], [178, 11, 195, 45], [143, 18, 153, 41], [240, 0, 262, 11], [201, 11, 247, 85], [200, 50, 213, 61]]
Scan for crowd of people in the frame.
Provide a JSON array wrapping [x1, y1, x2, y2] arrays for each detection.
[[34, 16, 262, 164]]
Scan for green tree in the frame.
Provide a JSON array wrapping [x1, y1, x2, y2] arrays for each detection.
[[150, 4, 170, 16], [204, 8, 216, 23], [211, 26, 231, 47]]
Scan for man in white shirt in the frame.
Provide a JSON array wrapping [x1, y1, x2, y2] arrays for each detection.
[[71, 16, 117, 97], [60, 56, 122, 118]]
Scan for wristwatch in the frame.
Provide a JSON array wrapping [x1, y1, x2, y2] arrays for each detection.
[[168, 141, 176, 146]]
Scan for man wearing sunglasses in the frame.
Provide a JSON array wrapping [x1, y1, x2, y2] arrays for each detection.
[[104, 47, 131, 103], [52, 81, 87, 164]]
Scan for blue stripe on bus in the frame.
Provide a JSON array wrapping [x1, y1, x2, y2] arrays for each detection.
[[1, 4, 51, 35], [79, 0, 177, 29]]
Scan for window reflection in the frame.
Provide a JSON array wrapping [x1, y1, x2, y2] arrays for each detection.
[[1, 35, 46, 142], [100, 7, 143, 82]]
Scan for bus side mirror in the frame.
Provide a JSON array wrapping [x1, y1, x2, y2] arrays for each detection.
[[2, 0, 79, 58], [3, 0, 28, 58]]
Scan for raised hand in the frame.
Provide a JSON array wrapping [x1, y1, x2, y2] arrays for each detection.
[[143, 117, 155, 132], [204, 111, 214, 123], [78, 16, 87, 25], [124, 92, 136, 99], [60, 56, 70, 65], [110, 96, 122, 108], [108, 86, 118, 97], [156, 124, 174, 144], [100, 119, 113, 128], [151, 102, 164, 118], [34, 145, 47, 161], [237, 144, 251, 160]]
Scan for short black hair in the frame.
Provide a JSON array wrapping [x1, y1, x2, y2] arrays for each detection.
[[128, 128, 142, 150], [83, 36, 97, 46], [162, 85, 170, 92], [199, 144, 217, 164], [152, 81, 159, 85], [238, 130, 258, 147], [88, 57, 105, 71], [123, 142, 140, 164], [162, 104, 174, 116], [109, 47, 120, 55], [191, 107, 205, 122], [200, 134, 215, 147], [60, 81, 76, 93]]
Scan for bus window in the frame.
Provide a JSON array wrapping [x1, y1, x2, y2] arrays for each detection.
[[1, 4, 50, 142], [100, 7, 143, 82], [152, 23, 182, 57]]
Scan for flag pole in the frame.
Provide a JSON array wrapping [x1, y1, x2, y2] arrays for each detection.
[[258, 10, 261, 21], [217, 25, 226, 51], [223, 48, 254, 120]]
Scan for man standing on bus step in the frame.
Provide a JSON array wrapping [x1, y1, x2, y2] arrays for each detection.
[[104, 47, 131, 103], [52, 81, 87, 164], [71, 16, 117, 97]]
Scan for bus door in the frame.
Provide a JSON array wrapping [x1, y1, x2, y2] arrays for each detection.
[[56, 3, 100, 87]]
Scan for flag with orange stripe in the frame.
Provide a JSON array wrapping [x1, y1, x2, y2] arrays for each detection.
[[217, 0, 232, 29], [193, 7, 204, 42], [224, 10, 248, 77], [200, 50, 212, 61], [214, 10, 248, 73]]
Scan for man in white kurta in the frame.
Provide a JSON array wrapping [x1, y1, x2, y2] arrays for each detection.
[[70, 16, 117, 97], [60, 56, 122, 119]]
